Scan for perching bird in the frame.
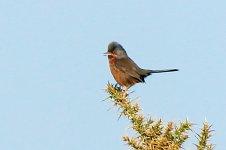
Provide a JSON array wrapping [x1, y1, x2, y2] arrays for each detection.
[[104, 41, 178, 89]]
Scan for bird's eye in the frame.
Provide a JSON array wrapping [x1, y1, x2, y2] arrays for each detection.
[[115, 50, 121, 55], [112, 50, 118, 55]]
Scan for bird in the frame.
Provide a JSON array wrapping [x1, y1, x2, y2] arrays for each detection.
[[104, 41, 178, 91]]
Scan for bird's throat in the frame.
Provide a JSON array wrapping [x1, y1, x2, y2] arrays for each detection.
[[108, 55, 117, 63]]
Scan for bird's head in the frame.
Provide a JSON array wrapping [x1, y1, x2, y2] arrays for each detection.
[[104, 42, 128, 59]]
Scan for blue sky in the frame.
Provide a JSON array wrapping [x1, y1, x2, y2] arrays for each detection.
[[0, 0, 225, 149]]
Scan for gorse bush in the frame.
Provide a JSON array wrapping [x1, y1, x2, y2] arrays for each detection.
[[105, 83, 213, 150]]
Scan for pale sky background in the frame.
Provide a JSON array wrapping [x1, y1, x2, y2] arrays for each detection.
[[0, 0, 225, 150]]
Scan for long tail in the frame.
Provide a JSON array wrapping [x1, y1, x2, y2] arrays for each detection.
[[149, 69, 179, 73]]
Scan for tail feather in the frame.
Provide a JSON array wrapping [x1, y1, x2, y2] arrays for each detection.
[[149, 69, 179, 73]]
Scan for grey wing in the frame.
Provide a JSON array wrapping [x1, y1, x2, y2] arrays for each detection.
[[115, 57, 145, 82]]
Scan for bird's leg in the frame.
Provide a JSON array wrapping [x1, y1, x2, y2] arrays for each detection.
[[122, 86, 128, 100]]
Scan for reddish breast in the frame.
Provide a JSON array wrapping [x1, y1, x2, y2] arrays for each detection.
[[108, 56, 140, 88], [108, 57, 122, 85]]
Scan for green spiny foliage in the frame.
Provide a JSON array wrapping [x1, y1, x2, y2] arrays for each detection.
[[195, 123, 214, 150], [105, 83, 213, 150]]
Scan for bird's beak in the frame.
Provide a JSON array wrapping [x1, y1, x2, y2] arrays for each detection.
[[103, 52, 113, 56]]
